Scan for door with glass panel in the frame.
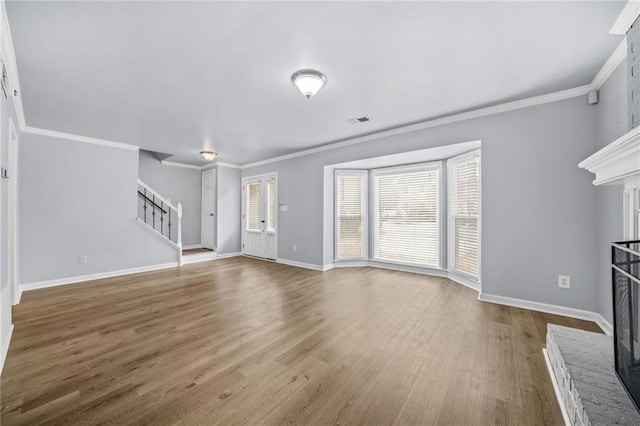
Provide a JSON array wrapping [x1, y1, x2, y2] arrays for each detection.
[[242, 174, 277, 259]]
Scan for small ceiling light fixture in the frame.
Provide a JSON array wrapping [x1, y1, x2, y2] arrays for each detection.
[[291, 69, 327, 99], [200, 151, 217, 161]]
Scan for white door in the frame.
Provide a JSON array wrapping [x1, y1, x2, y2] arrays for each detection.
[[243, 174, 277, 259], [201, 169, 216, 250]]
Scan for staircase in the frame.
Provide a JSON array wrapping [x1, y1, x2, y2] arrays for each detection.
[[136, 179, 183, 264]]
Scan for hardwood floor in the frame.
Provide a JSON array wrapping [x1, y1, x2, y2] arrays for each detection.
[[1, 257, 601, 425], [182, 248, 214, 255]]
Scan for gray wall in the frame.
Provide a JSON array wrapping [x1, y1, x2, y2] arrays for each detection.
[[19, 134, 178, 284], [216, 166, 241, 254], [243, 96, 600, 312], [595, 60, 628, 323], [138, 150, 202, 247]]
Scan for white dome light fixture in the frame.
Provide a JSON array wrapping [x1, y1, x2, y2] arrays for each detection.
[[200, 151, 217, 161], [291, 69, 327, 99]]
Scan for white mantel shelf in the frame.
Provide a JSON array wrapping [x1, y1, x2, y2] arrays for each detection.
[[579, 125, 640, 186]]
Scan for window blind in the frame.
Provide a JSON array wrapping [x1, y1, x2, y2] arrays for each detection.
[[448, 152, 480, 279], [373, 166, 440, 267], [246, 182, 262, 231], [336, 172, 367, 259], [267, 179, 276, 233]]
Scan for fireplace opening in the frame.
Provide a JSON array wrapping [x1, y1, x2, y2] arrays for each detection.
[[613, 240, 640, 412]]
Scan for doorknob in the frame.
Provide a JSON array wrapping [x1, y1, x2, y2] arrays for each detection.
[[261, 220, 265, 223], [209, 213, 215, 216]]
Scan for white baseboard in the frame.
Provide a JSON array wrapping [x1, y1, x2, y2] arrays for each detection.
[[330, 260, 481, 292], [446, 272, 481, 292], [542, 348, 571, 426], [182, 244, 203, 250], [331, 261, 368, 268], [592, 314, 614, 336], [217, 252, 242, 260], [14, 285, 22, 305], [277, 258, 325, 271], [0, 324, 13, 375], [20, 253, 244, 295], [181, 252, 217, 265], [20, 262, 179, 292], [478, 292, 613, 336], [282, 260, 608, 334]]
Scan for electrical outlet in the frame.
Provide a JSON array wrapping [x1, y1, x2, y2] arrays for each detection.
[[79, 256, 88, 264], [292, 245, 297, 253], [558, 275, 570, 289]]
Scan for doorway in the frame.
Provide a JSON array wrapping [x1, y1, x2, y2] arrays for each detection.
[[242, 173, 277, 260], [201, 169, 216, 250]]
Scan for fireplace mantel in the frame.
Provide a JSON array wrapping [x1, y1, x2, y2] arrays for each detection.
[[579, 126, 640, 186]]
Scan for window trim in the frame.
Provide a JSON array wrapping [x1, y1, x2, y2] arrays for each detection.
[[447, 149, 481, 282], [334, 170, 369, 261], [371, 161, 442, 269]]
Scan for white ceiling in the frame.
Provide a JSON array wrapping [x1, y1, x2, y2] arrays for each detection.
[[6, 1, 625, 165]]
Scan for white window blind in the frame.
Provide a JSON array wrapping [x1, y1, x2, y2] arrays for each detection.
[[246, 182, 262, 231], [335, 171, 367, 260], [373, 165, 440, 267], [448, 151, 480, 280], [267, 179, 276, 233]]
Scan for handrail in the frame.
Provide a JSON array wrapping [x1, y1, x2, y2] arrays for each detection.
[[612, 242, 640, 256], [138, 179, 177, 211], [138, 191, 167, 214], [613, 264, 640, 286], [136, 179, 182, 250]]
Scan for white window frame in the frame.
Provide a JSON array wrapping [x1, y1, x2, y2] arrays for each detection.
[[266, 176, 278, 235], [447, 149, 481, 282], [372, 161, 442, 269], [334, 170, 369, 261]]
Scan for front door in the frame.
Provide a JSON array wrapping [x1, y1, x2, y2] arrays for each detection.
[[201, 169, 216, 250], [243, 174, 277, 259]]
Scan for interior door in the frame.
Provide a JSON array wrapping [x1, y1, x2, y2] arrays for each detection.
[[243, 174, 277, 259], [201, 169, 216, 250]]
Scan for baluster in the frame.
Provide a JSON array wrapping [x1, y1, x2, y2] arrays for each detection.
[[168, 209, 172, 242], [152, 194, 156, 229], [160, 201, 164, 236], [143, 188, 148, 223]]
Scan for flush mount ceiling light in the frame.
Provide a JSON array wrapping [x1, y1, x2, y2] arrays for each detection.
[[291, 69, 327, 99], [200, 151, 217, 161]]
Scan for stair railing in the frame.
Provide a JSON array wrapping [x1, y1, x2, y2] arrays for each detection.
[[137, 179, 182, 248]]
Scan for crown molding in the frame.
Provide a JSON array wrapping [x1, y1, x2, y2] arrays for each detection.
[[162, 160, 241, 170], [611, 0, 640, 35], [215, 161, 241, 169], [22, 126, 139, 151], [591, 38, 627, 90], [160, 160, 202, 170], [240, 84, 592, 169]]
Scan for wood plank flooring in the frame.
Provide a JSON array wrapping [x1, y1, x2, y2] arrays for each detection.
[[1, 256, 601, 425], [182, 248, 214, 255]]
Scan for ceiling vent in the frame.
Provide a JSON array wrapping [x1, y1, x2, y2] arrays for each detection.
[[347, 115, 370, 124]]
